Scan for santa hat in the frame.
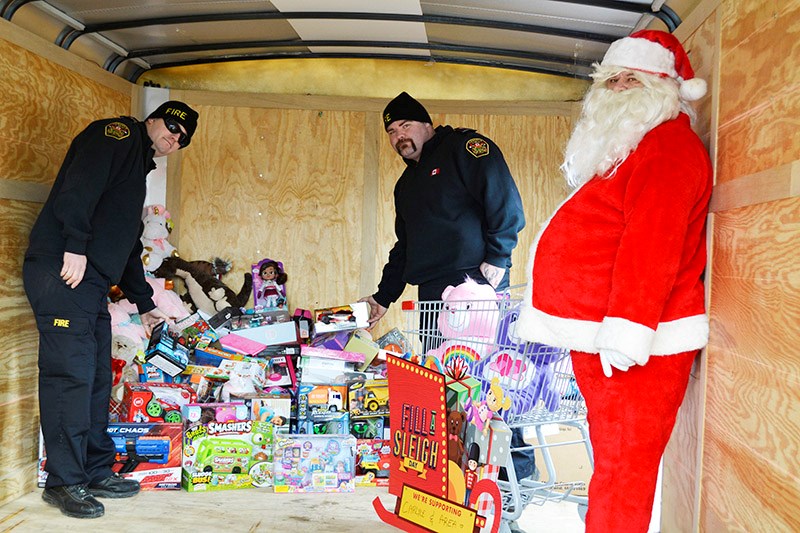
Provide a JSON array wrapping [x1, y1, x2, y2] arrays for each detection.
[[600, 29, 707, 101]]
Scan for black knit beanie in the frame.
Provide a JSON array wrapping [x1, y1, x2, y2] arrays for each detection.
[[382, 92, 432, 130]]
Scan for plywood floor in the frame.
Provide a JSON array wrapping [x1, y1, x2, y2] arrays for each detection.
[[0, 487, 585, 532]]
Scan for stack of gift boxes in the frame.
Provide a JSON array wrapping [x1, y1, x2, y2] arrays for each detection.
[[38, 299, 403, 494], [444, 357, 512, 517]]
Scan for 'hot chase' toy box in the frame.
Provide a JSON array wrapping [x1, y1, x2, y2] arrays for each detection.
[[272, 434, 356, 493], [181, 402, 274, 492], [108, 422, 183, 490]]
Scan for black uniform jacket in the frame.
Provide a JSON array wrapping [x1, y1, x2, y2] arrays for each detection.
[[26, 117, 156, 313]]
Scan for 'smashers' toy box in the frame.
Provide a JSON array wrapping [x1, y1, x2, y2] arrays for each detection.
[[181, 402, 274, 492], [272, 434, 356, 493]]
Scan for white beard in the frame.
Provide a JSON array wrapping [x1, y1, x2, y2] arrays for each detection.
[[562, 74, 683, 188]]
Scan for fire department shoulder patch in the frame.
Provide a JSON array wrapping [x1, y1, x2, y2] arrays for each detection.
[[105, 122, 130, 140], [466, 138, 489, 158]]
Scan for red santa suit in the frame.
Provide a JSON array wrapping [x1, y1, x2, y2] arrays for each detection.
[[517, 112, 712, 532]]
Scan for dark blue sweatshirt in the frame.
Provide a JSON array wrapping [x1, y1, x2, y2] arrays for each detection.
[[374, 126, 525, 307]]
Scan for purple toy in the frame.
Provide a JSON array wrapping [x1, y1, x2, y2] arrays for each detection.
[[476, 306, 565, 416]]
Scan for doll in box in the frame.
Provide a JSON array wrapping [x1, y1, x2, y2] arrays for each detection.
[[252, 259, 288, 310]]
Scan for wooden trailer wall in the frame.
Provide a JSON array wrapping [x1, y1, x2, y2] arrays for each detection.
[[163, 91, 577, 335], [0, 19, 133, 505]]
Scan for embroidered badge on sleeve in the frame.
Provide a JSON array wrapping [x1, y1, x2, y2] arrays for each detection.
[[105, 122, 130, 140], [466, 138, 489, 158]]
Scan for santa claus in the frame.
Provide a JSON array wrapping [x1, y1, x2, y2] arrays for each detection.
[[516, 30, 712, 532]]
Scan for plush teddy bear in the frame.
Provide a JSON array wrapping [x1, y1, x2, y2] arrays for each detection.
[[426, 277, 499, 365], [108, 302, 147, 403], [154, 256, 253, 316], [141, 204, 178, 272], [447, 410, 467, 465]]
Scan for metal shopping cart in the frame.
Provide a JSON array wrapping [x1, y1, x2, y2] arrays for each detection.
[[401, 285, 592, 532]]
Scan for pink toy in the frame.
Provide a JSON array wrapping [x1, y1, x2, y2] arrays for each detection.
[[146, 276, 191, 321], [426, 277, 500, 363]]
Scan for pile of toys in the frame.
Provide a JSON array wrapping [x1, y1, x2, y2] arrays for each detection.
[[101, 288, 401, 493], [38, 218, 400, 493]]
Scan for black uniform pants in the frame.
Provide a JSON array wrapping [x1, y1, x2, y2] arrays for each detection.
[[23, 255, 116, 488]]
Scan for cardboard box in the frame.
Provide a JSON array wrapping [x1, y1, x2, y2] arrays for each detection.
[[181, 403, 274, 492], [272, 434, 357, 493], [120, 382, 197, 423], [344, 330, 380, 372], [145, 322, 189, 377], [229, 321, 298, 347], [108, 422, 183, 490], [298, 356, 354, 384], [313, 302, 369, 334], [38, 423, 183, 490], [296, 384, 348, 420], [248, 393, 293, 433], [529, 423, 592, 497]]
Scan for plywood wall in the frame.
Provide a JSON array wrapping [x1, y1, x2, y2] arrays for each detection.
[[660, 6, 721, 530], [700, 0, 800, 530], [165, 92, 576, 338], [0, 20, 132, 505]]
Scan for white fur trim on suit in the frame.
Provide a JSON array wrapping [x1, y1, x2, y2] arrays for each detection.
[[601, 37, 677, 78], [516, 306, 709, 359]]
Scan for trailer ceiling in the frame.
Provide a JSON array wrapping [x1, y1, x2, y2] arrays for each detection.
[[1, 0, 696, 83]]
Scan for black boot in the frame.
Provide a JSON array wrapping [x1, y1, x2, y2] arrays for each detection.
[[42, 485, 105, 519], [88, 473, 141, 498]]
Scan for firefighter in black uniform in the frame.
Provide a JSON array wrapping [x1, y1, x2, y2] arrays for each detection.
[[23, 101, 199, 519], [359, 92, 535, 494], [362, 91, 525, 315]]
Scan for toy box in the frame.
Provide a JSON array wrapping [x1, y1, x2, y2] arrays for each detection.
[[355, 439, 392, 487], [344, 330, 381, 372], [348, 379, 389, 418], [193, 345, 245, 366], [181, 403, 274, 492], [226, 309, 292, 330], [37, 428, 47, 487], [299, 410, 350, 435], [138, 361, 175, 383], [174, 312, 218, 349], [313, 302, 369, 334], [350, 417, 388, 440], [248, 392, 293, 433], [298, 356, 355, 384], [272, 434, 357, 493], [292, 308, 313, 343], [145, 321, 190, 376], [296, 384, 348, 420], [108, 422, 183, 490], [120, 382, 197, 423]]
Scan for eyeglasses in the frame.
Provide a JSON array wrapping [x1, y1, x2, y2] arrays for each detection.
[[163, 118, 188, 147]]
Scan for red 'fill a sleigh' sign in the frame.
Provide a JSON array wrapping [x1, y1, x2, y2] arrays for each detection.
[[373, 355, 501, 533]]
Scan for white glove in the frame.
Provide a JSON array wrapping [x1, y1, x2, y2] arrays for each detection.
[[599, 349, 637, 378]]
